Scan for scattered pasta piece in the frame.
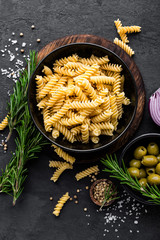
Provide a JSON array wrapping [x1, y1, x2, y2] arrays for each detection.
[[50, 163, 73, 182], [114, 19, 129, 43], [75, 165, 99, 181], [118, 26, 141, 34], [114, 38, 135, 57], [49, 161, 65, 168], [53, 192, 70, 216], [52, 144, 76, 164], [0, 115, 8, 131]]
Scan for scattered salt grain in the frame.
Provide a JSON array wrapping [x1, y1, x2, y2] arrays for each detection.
[[22, 42, 26, 47], [11, 40, 17, 45]]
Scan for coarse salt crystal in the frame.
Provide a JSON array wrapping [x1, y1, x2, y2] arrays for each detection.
[[11, 40, 17, 45], [22, 42, 26, 47]]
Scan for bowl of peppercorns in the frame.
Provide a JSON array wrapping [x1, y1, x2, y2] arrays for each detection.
[[90, 179, 118, 209]]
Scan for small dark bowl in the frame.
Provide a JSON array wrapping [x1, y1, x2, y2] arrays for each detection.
[[119, 133, 160, 205], [90, 179, 117, 207], [28, 43, 137, 153]]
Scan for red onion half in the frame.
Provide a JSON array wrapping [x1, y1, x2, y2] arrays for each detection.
[[149, 88, 160, 126]]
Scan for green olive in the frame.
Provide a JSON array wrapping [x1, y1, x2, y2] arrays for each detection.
[[139, 168, 147, 178], [157, 155, 160, 162], [147, 142, 159, 156], [128, 167, 140, 178], [155, 163, 160, 175], [129, 159, 141, 168], [146, 167, 155, 175], [147, 174, 160, 185], [141, 155, 158, 167], [139, 178, 147, 188], [134, 146, 147, 159]]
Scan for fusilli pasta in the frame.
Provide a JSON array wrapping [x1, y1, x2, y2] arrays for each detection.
[[114, 38, 135, 57], [53, 192, 70, 216], [0, 115, 8, 131], [75, 165, 99, 181]]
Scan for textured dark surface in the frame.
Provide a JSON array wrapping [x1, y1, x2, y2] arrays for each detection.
[[0, 0, 160, 240]]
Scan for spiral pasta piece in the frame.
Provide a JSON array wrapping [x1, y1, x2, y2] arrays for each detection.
[[81, 124, 89, 143], [113, 73, 121, 93], [101, 129, 114, 136], [90, 76, 115, 84], [91, 136, 99, 143], [42, 65, 53, 75], [61, 115, 85, 127], [78, 79, 97, 100], [74, 85, 88, 101], [51, 77, 68, 94], [49, 161, 65, 168], [70, 125, 81, 135], [42, 108, 52, 132], [89, 128, 101, 136], [75, 165, 99, 181], [114, 38, 134, 57], [101, 63, 122, 72], [46, 103, 70, 126], [53, 66, 76, 77], [69, 97, 104, 109], [51, 97, 65, 114], [101, 96, 110, 111], [37, 96, 49, 109], [53, 145, 76, 164], [51, 163, 73, 182], [53, 192, 70, 216], [116, 92, 125, 119], [89, 122, 114, 131], [53, 54, 79, 67], [39, 76, 58, 99], [0, 115, 8, 131], [114, 19, 129, 43], [79, 55, 109, 65], [52, 128, 60, 139], [110, 95, 118, 119], [99, 88, 109, 98], [123, 97, 131, 105], [91, 110, 112, 123], [54, 122, 75, 143], [118, 26, 141, 34], [46, 87, 66, 107]]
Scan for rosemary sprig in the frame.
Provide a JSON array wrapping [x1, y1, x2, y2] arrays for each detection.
[[99, 184, 119, 210], [0, 51, 48, 205], [6, 51, 36, 141], [101, 154, 160, 205]]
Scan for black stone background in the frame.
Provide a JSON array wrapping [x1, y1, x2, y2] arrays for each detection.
[[0, 0, 160, 239]]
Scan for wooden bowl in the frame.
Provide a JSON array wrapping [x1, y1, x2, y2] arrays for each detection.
[[89, 179, 117, 207]]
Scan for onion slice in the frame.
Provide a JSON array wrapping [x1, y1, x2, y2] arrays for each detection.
[[149, 88, 160, 126]]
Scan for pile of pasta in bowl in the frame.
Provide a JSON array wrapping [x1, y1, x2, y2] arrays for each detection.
[[35, 54, 130, 144]]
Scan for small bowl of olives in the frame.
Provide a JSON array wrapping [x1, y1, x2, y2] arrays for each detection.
[[119, 133, 160, 205]]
